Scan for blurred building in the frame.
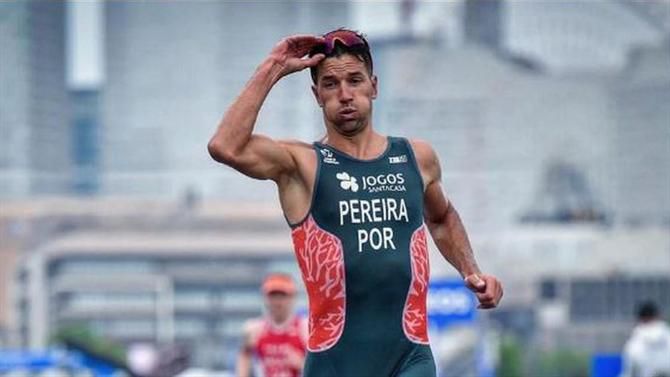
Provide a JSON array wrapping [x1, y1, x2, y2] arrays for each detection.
[[2, 1, 670, 373], [9, 199, 303, 370], [611, 43, 670, 225], [5, 198, 670, 371], [536, 275, 670, 353], [71, 90, 100, 195], [503, 0, 666, 73], [0, 1, 72, 197], [372, 25, 669, 231], [99, 1, 350, 199]]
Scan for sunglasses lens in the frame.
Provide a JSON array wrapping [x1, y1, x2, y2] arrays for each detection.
[[323, 31, 367, 54]]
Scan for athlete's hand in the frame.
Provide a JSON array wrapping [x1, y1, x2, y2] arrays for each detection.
[[464, 273, 503, 309], [269, 35, 326, 78]]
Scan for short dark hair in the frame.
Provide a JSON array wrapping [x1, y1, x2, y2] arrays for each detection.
[[309, 28, 373, 84], [637, 301, 659, 320]]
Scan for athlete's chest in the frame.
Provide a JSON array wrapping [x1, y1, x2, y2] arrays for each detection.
[[315, 160, 423, 224], [255, 324, 304, 357]]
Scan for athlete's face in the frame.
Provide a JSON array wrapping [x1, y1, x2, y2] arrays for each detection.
[[265, 291, 294, 323], [312, 54, 377, 137]]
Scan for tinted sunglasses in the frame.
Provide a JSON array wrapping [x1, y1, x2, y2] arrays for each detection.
[[310, 30, 370, 55], [321, 30, 369, 54]]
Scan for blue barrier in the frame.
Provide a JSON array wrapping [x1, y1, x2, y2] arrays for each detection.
[[591, 354, 622, 377], [428, 278, 478, 330], [0, 349, 121, 376]]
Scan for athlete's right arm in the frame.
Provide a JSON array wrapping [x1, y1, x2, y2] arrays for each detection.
[[237, 319, 262, 377], [208, 35, 324, 182], [236, 328, 253, 377]]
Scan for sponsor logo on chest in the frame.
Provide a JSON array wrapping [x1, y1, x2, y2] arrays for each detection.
[[334, 171, 411, 253], [336, 171, 406, 193]]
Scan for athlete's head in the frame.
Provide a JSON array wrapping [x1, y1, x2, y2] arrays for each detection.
[[309, 29, 377, 137], [261, 273, 297, 324], [637, 301, 660, 323]]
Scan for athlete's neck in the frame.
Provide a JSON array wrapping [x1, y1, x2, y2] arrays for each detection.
[[322, 129, 387, 160], [268, 313, 294, 328]]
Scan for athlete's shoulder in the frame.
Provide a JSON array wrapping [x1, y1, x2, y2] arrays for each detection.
[[406, 138, 434, 153], [277, 139, 314, 151], [406, 139, 441, 186], [407, 139, 439, 165], [243, 317, 266, 337], [278, 139, 318, 161]]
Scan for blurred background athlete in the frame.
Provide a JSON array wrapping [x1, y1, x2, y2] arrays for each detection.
[[238, 274, 307, 377]]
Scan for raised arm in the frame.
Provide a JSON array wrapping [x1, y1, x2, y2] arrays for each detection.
[[207, 35, 324, 182], [411, 140, 503, 309]]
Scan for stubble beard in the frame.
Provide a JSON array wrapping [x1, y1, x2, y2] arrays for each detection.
[[333, 117, 368, 137]]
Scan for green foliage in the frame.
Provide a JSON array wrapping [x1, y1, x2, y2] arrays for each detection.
[[533, 348, 590, 377], [497, 335, 525, 377], [50, 323, 126, 366]]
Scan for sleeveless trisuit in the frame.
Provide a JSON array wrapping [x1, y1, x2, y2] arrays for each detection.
[[290, 136, 436, 377]]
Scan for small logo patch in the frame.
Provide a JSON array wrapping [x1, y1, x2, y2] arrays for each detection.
[[320, 148, 339, 165], [389, 155, 408, 164]]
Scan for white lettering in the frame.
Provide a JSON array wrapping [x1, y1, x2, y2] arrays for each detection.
[[369, 228, 383, 249], [357, 229, 368, 252], [350, 199, 360, 224], [339, 201, 349, 226], [383, 227, 396, 250], [387, 198, 398, 220], [399, 199, 408, 222], [357, 227, 397, 252], [338, 198, 410, 225], [371, 199, 382, 222], [360, 200, 372, 223]]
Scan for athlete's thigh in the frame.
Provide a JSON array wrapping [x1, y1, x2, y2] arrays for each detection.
[[303, 353, 339, 377], [395, 345, 436, 377], [396, 357, 437, 377]]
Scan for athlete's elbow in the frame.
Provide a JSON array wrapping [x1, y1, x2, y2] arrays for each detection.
[[207, 139, 238, 165]]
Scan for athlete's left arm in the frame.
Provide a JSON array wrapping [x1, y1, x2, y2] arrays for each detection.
[[410, 139, 503, 309]]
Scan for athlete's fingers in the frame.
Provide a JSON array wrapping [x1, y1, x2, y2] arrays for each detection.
[[300, 53, 325, 69], [465, 274, 503, 309], [464, 274, 486, 293], [486, 275, 503, 302], [475, 275, 503, 309]]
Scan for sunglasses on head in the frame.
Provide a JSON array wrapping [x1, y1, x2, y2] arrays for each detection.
[[310, 29, 370, 56], [322, 30, 369, 54]]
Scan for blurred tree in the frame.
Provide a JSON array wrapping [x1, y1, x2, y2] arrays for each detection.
[[533, 348, 589, 377], [50, 324, 127, 368], [497, 334, 524, 377]]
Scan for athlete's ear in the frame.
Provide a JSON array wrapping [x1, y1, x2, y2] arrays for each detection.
[[311, 84, 323, 107], [371, 75, 378, 100]]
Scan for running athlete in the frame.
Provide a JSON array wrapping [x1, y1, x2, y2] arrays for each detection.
[[209, 29, 503, 377], [238, 273, 307, 377]]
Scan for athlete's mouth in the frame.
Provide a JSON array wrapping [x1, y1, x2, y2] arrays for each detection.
[[338, 108, 357, 117]]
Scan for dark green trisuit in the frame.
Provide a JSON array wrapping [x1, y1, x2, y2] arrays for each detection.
[[290, 137, 435, 377]]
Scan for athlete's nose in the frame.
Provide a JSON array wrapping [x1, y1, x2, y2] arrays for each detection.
[[339, 83, 353, 103]]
